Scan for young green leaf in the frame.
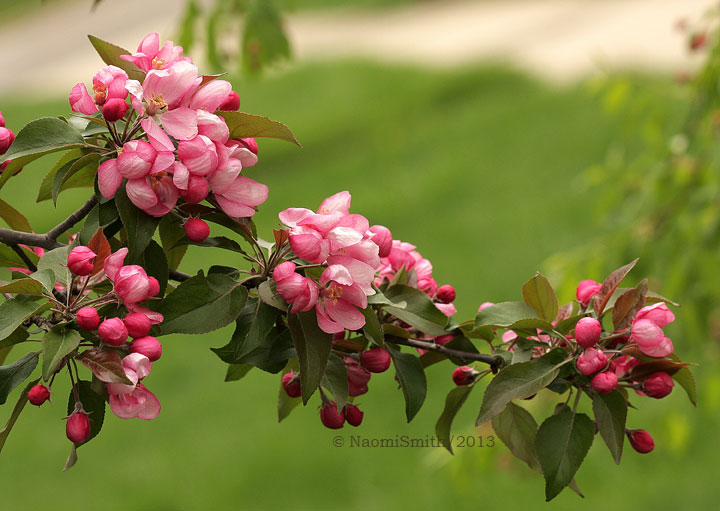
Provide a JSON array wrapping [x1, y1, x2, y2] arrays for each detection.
[[0, 300, 51, 340], [474, 301, 543, 329], [436, 385, 473, 454], [0, 352, 39, 405], [287, 311, 333, 404], [492, 402, 541, 471], [522, 273, 558, 322], [0, 197, 32, 232], [668, 354, 697, 406], [42, 327, 82, 381], [476, 349, 569, 426], [217, 111, 301, 146], [387, 346, 427, 423], [322, 354, 349, 410], [159, 215, 188, 271], [383, 285, 449, 336], [592, 390, 627, 464], [87, 35, 145, 81], [225, 364, 253, 382], [360, 306, 384, 347], [211, 298, 278, 363], [535, 409, 594, 501], [115, 186, 161, 259]]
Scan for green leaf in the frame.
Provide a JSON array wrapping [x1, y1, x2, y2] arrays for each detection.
[[0, 197, 32, 232], [42, 327, 82, 381], [0, 279, 43, 295], [0, 352, 39, 405], [0, 377, 39, 455], [158, 273, 248, 335], [173, 235, 250, 256], [159, 215, 188, 270], [225, 364, 253, 382], [476, 348, 569, 426], [211, 298, 278, 363], [66, 380, 106, 446], [0, 299, 51, 340], [474, 301, 544, 329], [87, 35, 145, 81], [242, 0, 291, 74], [522, 273, 558, 322], [436, 386, 473, 454], [0, 327, 29, 351], [28, 269, 57, 295], [361, 306, 384, 347], [257, 280, 288, 311], [535, 409, 594, 501], [387, 346, 427, 422], [0, 118, 86, 187], [592, 390, 627, 464], [287, 311, 333, 404], [322, 354, 348, 409], [217, 111, 301, 147], [668, 354, 697, 406], [0, 245, 25, 268], [492, 402, 541, 471], [278, 380, 301, 422], [52, 153, 100, 206], [383, 285, 449, 336], [593, 259, 639, 316], [115, 186, 161, 259], [76, 348, 133, 384]]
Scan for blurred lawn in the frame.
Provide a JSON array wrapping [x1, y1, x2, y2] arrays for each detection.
[[0, 61, 717, 509]]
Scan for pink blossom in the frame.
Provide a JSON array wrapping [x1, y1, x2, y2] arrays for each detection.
[[591, 371, 618, 394], [576, 279, 602, 307], [103, 248, 128, 281], [109, 383, 161, 420], [634, 302, 675, 328], [436, 302, 457, 317], [93, 65, 129, 103], [0, 127, 15, 155], [126, 172, 180, 217], [117, 140, 157, 178], [368, 225, 392, 257], [184, 79, 232, 113], [218, 91, 241, 111], [272, 261, 319, 313], [114, 265, 151, 304], [179, 175, 210, 203], [69, 83, 98, 115], [121, 32, 191, 72], [318, 191, 352, 215], [478, 302, 495, 312], [197, 110, 229, 143], [228, 137, 258, 156], [315, 281, 367, 334], [178, 135, 219, 175], [576, 348, 608, 376], [610, 355, 641, 376], [214, 176, 268, 218], [287, 226, 330, 263], [631, 319, 674, 357]]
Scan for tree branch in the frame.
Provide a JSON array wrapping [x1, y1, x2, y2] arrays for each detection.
[[169, 269, 191, 282], [46, 196, 98, 241], [10, 245, 38, 272], [388, 337, 503, 369]]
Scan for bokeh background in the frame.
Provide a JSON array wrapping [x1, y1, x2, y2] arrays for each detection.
[[1, 0, 719, 509]]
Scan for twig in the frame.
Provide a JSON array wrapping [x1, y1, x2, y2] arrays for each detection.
[[388, 336, 503, 368], [10, 245, 38, 272], [169, 269, 191, 282]]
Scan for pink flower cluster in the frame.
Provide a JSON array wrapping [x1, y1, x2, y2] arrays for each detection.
[[275, 191, 390, 334], [0, 109, 21, 175], [69, 33, 267, 218]]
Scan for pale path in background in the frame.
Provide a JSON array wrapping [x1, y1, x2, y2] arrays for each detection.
[[0, 0, 715, 96]]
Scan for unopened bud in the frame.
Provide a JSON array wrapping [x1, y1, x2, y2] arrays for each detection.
[[360, 348, 391, 373], [368, 225, 392, 258], [281, 370, 302, 398], [436, 284, 456, 304], [320, 402, 345, 429], [76, 306, 100, 331], [591, 371, 618, 394], [218, 91, 240, 111], [98, 317, 128, 346], [184, 218, 210, 243], [344, 404, 364, 427], [627, 429, 654, 453], [452, 366, 479, 386], [0, 127, 14, 155], [28, 384, 51, 406], [643, 371, 674, 399], [123, 312, 152, 338], [66, 411, 91, 444], [129, 336, 162, 362], [575, 317, 602, 349], [102, 98, 129, 122], [67, 246, 96, 276]]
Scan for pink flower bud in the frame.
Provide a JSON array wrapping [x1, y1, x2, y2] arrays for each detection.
[[179, 175, 210, 204], [627, 429, 654, 453], [344, 404, 364, 427], [643, 371, 674, 399], [184, 218, 210, 243], [98, 317, 128, 346], [368, 225, 392, 257], [102, 98, 129, 122], [67, 246, 96, 276], [147, 277, 160, 298], [436, 284, 456, 304], [103, 248, 127, 281], [232, 137, 258, 155], [123, 312, 152, 338], [281, 370, 302, 398], [345, 357, 371, 397], [453, 366, 478, 386], [576, 348, 608, 376], [575, 317, 602, 349], [76, 306, 100, 331], [634, 303, 675, 328], [0, 127, 14, 155], [591, 371, 618, 394], [28, 384, 51, 406], [631, 319, 674, 358], [610, 354, 641, 375], [114, 265, 151, 304], [272, 261, 320, 314], [69, 83, 98, 115], [177, 135, 218, 175], [218, 91, 241, 111], [576, 279, 602, 307], [477, 301, 495, 312], [129, 336, 162, 362], [66, 411, 91, 444], [117, 140, 156, 179], [360, 348, 391, 373], [320, 402, 345, 429], [0, 110, 5, 127]]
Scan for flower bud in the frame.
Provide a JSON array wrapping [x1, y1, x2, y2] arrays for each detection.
[[147, 276, 160, 298], [359, 348, 391, 373], [76, 306, 100, 331], [102, 98, 129, 122], [591, 371, 618, 394], [576, 279, 601, 307], [179, 175, 210, 204], [218, 91, 240, 111], [436, 285, 456, 304], [0, 127, 14, 155], [98, 317, 128, 346], [117, 140, 156, 179], [368, 225, 392, 258], [0, 110, 5, 127], [344, 404, 364, 427], [114, 265, 151, 304], [643, 371, 674, 399], [129, 336, 162, 362], [67, 246, 96, 276], [320, 402, 345, 429], [233, 137, 258, 155], [575, 317, 602, 349], [281, 370, 302, 398], [627, 429, 654, 453], [28, 384, 51, 406], [123, 312, 152, 338], [576, 347, 608, 376], [184, 218, 210, 243], [345, 358, 371, 397], [66, 411, 91, 444], [453, 366, 478, 386]]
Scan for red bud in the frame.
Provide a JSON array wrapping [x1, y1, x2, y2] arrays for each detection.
[[123, 312, 152, 338], [643, 371, 674, 399], [344, 404, 364, 427], [218, 91, 241, 111], [102, 98, 129, 122], [28, 384, 51, 406], [320, 402, 345, 429], [76, 306, 100, 331], [0, 127, 14, 155], [359, 348, 391, 373], [66, 411, 91, 444], [184, 218, 210, 243], [98, 317, 128, 346], [627, 429, 654, 453], [436, 284, 456, 304], [281, 371, 302, 398], [452, 366, 478, 386], [129, 336, 162, 362]]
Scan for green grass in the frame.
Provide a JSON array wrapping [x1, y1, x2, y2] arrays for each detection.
[[1, 61, 716, 509]]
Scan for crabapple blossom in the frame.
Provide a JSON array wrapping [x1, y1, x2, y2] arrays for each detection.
[[576, 348, 608, 376], [76, 307, 100, 331], [643, 372, 674, 399], [0, 127, 14, 154], [368, 225, 392, 257], [69, 83, 97, 115], [67, 246, 96, 276], [98, 318, 128, 346], [272, 262, 319, 313], [320, 402, 345, 429], [129, 336, 163, 362], [576, 279, 602, 307], [66, 411, 91, 444], [120, 32, 191, 72], [591, 371, 618, 394], [627, 429, 655, 453], [102, 98, 129, 122], [575, 317, 602, 349], [28, 385, 51, 406], [218, 90, 241, 111]]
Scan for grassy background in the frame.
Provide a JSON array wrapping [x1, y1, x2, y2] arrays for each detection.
[[1, 59, 717, 509]]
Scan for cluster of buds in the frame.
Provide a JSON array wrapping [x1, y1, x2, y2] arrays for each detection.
[[70, 33, 265, 219], [0, 110, 20, 175]]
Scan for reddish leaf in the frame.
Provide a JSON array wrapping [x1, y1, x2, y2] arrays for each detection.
[[87, 228, 111, 277], [556, 303, 573, 323], [611, 279, 647, 330], [593, 259, 638, 316], [200, 73, 227, 86], [629, 359, 691, 380], [76, 348, 132, 384]]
